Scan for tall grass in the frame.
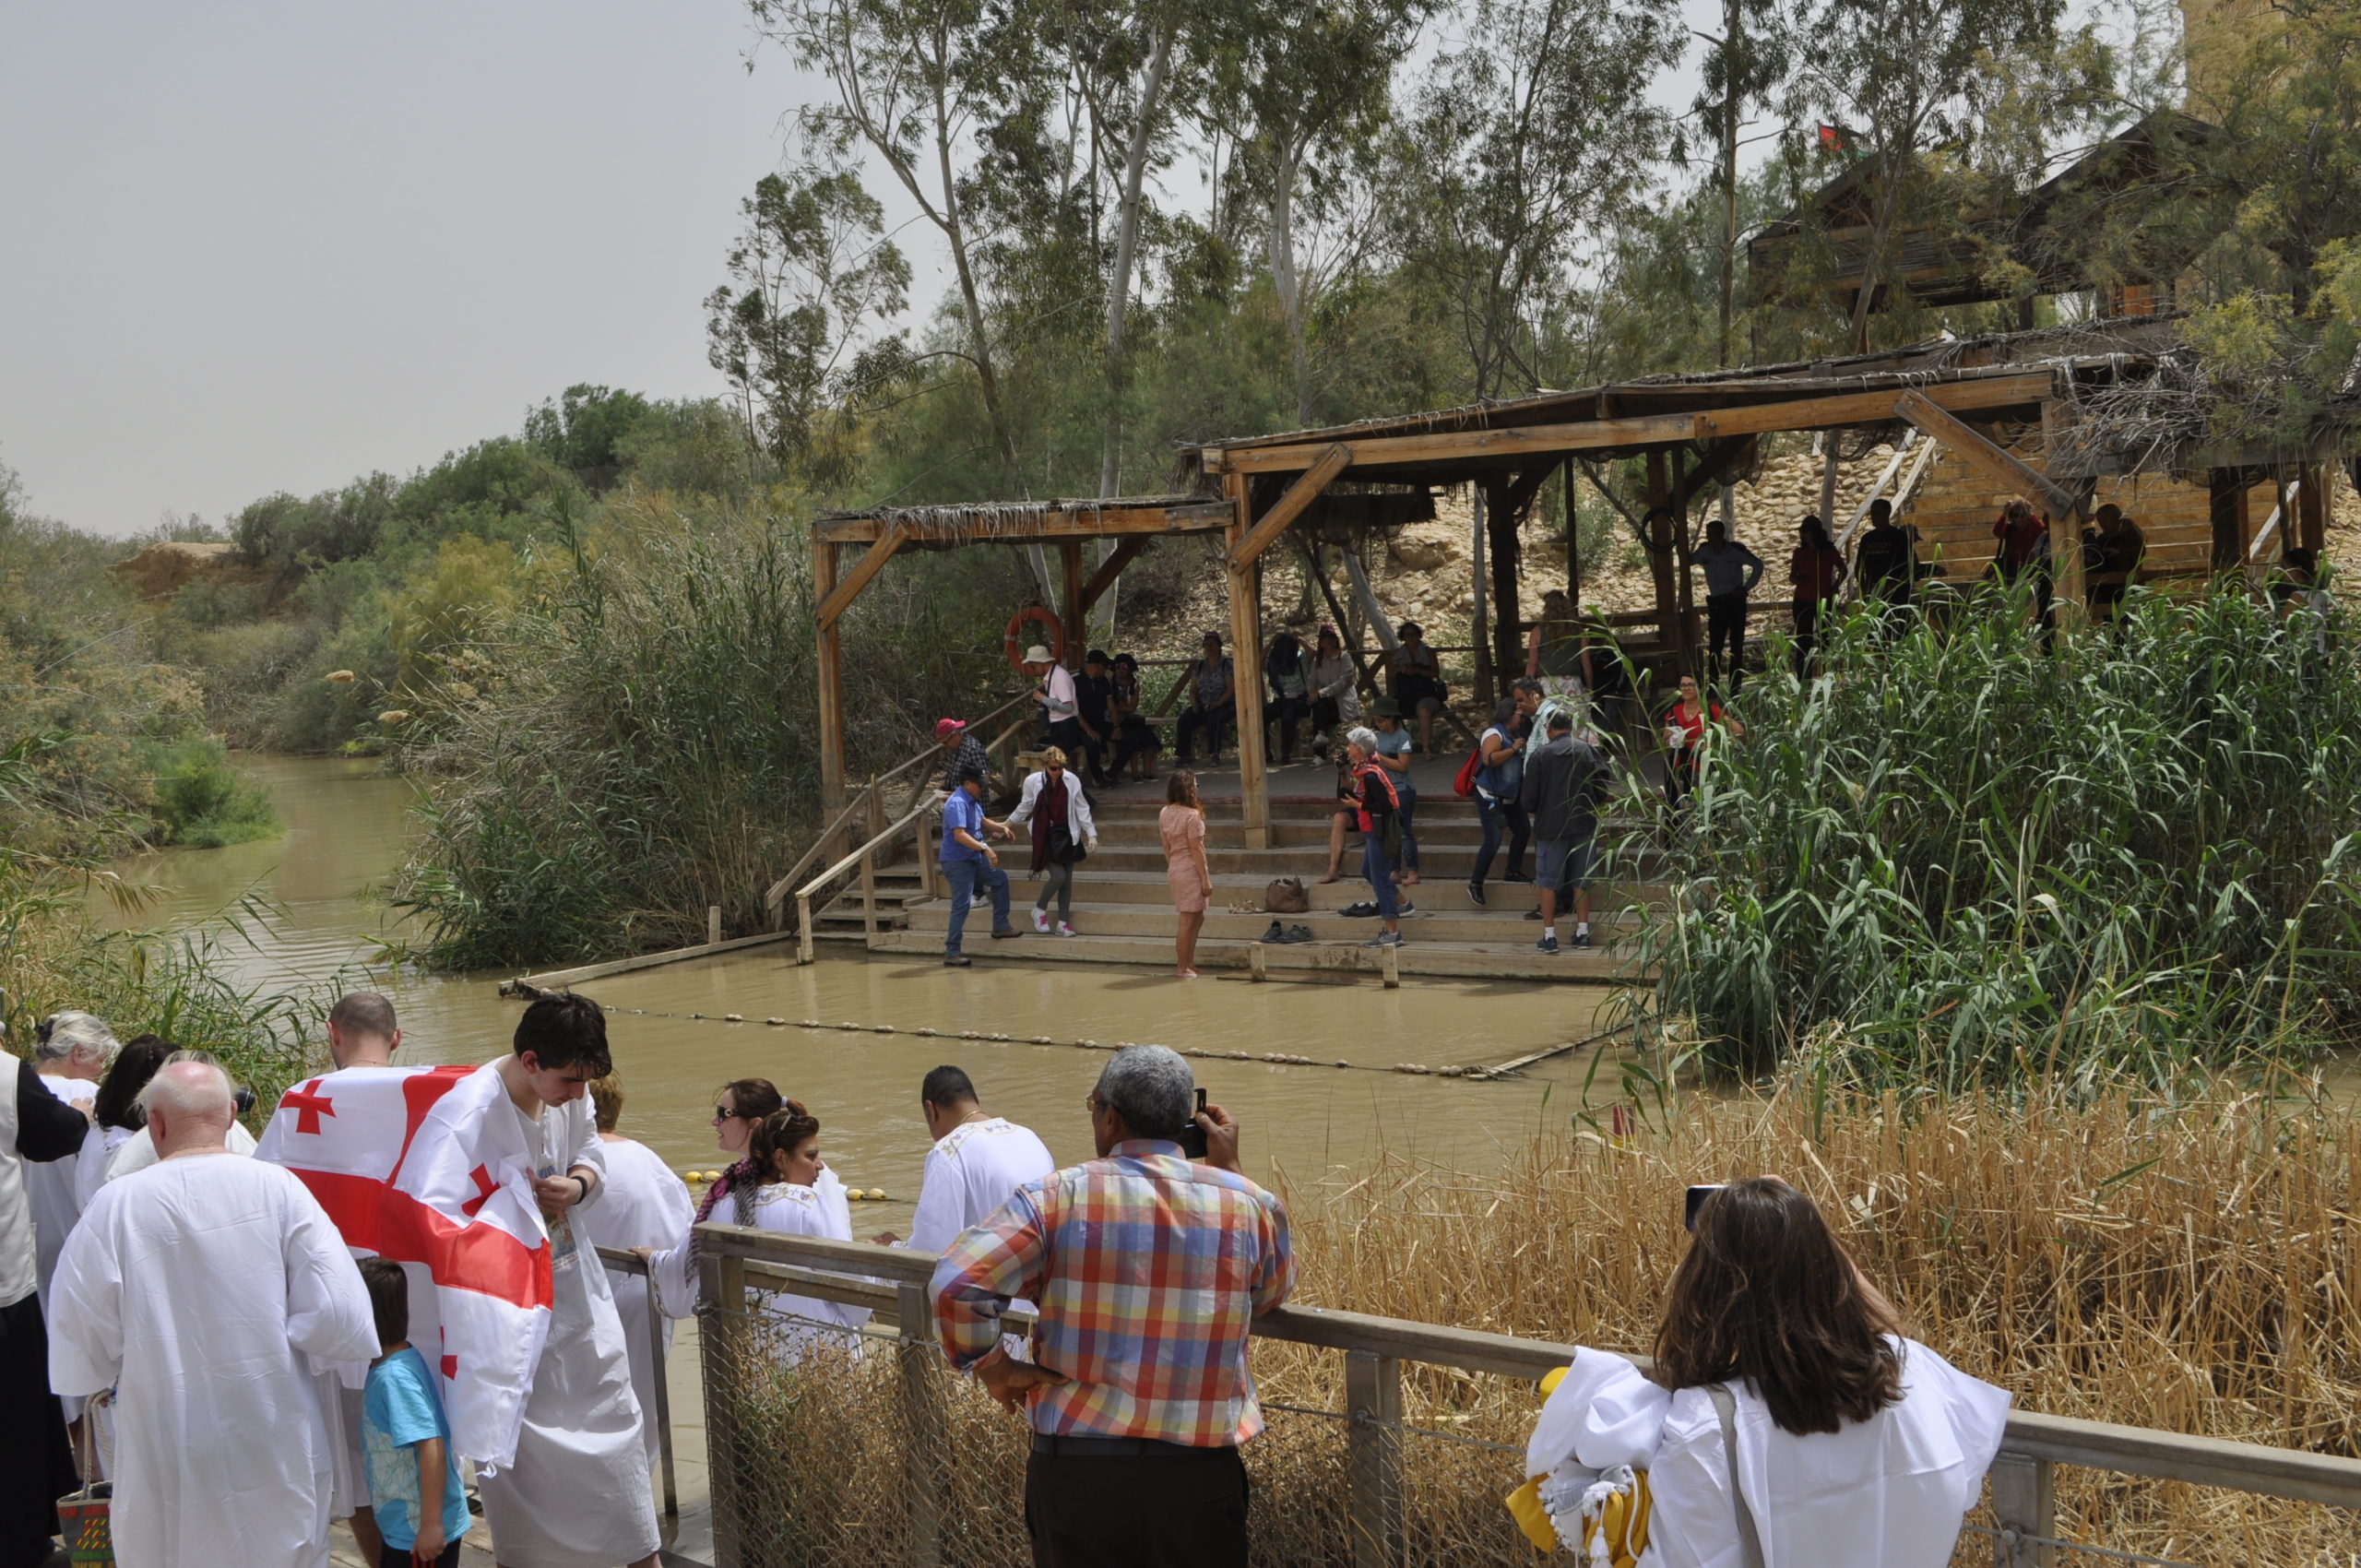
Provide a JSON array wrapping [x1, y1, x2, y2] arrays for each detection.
[[389, 494, 1026, 968], [1636, 584, 2361, 1088]]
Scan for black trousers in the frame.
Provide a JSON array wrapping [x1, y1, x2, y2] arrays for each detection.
[[1266, 695, 1310, 761], [1705, 592, 1748, 687], [1026, 1443, 1249, 1568], [0, 1293, 75, 1568], [1176, 705, 1232, 761]]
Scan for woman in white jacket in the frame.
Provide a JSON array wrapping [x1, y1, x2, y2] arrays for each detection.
[[1523, 1177, 2010, 1568], [1003, 746, 1099, 936]]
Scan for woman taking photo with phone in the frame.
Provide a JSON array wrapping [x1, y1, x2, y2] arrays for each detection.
[[1519, 1177, 2009, 1567]]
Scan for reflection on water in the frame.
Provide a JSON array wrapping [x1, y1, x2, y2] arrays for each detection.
[[96, 755, 1636, 1228]]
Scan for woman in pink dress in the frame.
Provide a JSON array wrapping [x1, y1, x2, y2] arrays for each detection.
[[1159, 769, 1214, 978]]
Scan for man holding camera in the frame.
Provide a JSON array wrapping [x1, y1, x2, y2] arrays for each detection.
[[930, 1044, 1296, 1568]]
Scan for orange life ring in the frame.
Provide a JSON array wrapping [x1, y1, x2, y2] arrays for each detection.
[[1003, 604, 1065, 671]]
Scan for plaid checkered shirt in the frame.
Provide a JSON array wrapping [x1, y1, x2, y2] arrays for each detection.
[[930, 1139, 1297, 1447]]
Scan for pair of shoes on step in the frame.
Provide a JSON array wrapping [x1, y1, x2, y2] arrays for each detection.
[[1259, 920, 1314, 944], [1030, 910, 1078, 937]]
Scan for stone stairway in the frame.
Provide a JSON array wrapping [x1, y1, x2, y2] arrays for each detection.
[[815, 754, 1659, 985]]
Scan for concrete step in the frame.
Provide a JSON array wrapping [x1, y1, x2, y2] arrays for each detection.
[[902, 896, 1640, 945], [885, 868, 1667, 909], [866, 927, 1633, 983]]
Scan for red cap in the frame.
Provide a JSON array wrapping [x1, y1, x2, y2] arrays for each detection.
[[935, 718, 967, 742]]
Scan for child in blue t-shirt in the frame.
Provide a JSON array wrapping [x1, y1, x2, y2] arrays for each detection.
[[357, 1258, 469, 1567]]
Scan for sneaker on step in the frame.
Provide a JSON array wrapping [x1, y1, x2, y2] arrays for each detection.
[[1262, 919, 1286, 942], [1504, 869, 1533, 884], [1523, 909, 1543, 921], [1364, 931, 1400, 948], [1572, 928, 1592, 949], [1466, 881, 1485, 906], [1032, 909, 1050, 933], [943, 954, 972, 967], [1058, 921, 1078, 938], [1535, 933, 1560, 955]]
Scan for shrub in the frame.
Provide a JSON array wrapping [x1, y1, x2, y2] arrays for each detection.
[[150, 737, 279, 848], [1638, 582, 2361, 1090]]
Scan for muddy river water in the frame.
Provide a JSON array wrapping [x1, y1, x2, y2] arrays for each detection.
[[97, 755, 1632, 1226]]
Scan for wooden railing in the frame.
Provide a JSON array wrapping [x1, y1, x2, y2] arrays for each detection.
[[782, 699, 1034, 959], [691, 1224, 2361, 1568]]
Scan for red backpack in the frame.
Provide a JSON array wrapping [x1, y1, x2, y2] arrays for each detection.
[[1453, 744, 1483, 799]]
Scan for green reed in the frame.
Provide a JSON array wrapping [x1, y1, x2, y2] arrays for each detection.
[[1633, 580, 2361, 1089]]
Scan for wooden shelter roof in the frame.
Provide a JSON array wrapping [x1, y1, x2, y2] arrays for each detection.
[[1190, 318, 2181, 486], [814, 494, 1229, 545]]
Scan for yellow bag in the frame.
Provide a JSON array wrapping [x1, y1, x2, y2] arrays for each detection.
[[1504, 1465, 1653, 1562]]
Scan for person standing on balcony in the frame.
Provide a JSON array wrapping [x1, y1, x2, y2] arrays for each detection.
[[940, 767, 1017, 967], [1175, 632, 1236, 766], [1005, 747, 1099, 938], [931, 1044, 1295, 1568], [1790, 516, 1846, 675], [1693, 519, 1766, 692]]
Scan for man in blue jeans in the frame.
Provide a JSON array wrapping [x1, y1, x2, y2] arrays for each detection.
[[942, 766, 1017, 966]]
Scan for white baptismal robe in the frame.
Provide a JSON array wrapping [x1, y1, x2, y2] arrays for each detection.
[[572, 1134, 692, 1473], [46, 1152, 380, 1568], [476, 1090, 661, 1568], [748, 1181, 872, 1360], [103, 1118, 257, 1183], [904, 1116, 1056, 1253], [645, 1164, 853, 1318], [1525, 1340, 2011, 1568], [29, 1074, 97, 1296]]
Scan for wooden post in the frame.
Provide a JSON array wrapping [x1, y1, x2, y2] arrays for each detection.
[[918, 810, 937, 901], [1225, 471, 1272, 849], [2299, 464, 2328, 555], [1061, 540, 1086, 666], [1249, 941, 1267, 981], [1670, 449, 1700, 673], [1471, 485, 1492, 711], [1564, 460, 1581, 612], [706, 905, 722, 947], [642, 1270, 678, 1518], [1645, 451, 1677, 659], [698, 1252, 748, 1568], [1488, 475, 1524, 703], [896, 1278, 945, 1568], [1987, 1452, 2055, 1567], [2210, 469, 2248, 574], [813, 531, 848, 851], [1346, 1349, 1405, 1568]]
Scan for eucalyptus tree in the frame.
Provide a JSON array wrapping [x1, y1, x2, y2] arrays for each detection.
[[1384, 0, 1685, 402], [1201, 0, 1431, 425], [750, 0, 1027, 485], [703, 160, 911, 488]]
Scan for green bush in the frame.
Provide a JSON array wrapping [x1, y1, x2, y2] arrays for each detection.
[[1638, 581, 2361, 1092], [150, 737, 280, 848]]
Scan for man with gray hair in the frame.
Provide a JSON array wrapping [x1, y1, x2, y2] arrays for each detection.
[[30, 1012, 112, 1298], [931, 1045, 1295, 1568], [49, 1060, 378, 1568]]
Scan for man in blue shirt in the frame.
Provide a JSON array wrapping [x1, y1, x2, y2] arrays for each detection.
[[941, 766, 1016, 966]]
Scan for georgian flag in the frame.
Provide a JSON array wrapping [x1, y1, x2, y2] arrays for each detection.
[[255, 1062, 552, 1467]]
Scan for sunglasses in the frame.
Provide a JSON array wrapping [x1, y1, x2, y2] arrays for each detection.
[[713, 1105, 741, 1122]]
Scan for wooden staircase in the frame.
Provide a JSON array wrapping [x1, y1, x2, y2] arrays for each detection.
[[813, 760, 1659, 985]]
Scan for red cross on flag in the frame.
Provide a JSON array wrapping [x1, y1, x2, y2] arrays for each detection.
[[256, 1063, 552, 1468]]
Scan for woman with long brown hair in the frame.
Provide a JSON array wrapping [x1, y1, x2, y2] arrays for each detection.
[[645, 1077, 837, 1315], [739, 1103, 871, 1360], [1159, 768, 1214, 978], [1520, 1177, 2009, 1566]]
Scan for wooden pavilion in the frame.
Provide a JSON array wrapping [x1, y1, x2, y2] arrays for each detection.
[[811, 318, 2353, 850]]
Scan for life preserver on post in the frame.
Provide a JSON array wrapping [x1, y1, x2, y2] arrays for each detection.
[[1004, 604, 1064, 671]]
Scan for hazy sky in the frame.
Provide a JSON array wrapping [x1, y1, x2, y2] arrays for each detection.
[[2, 1, 813, 537], [3, 0, 1755, 539]]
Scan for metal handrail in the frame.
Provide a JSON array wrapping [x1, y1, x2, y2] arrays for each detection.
[[591, 1244, 678, 1519], [694, 1224, 2361, 1551]]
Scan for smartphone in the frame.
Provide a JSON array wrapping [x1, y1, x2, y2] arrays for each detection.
[[1684, 1183, 1725, 1231], [1178, 1087, 1210, 1158]]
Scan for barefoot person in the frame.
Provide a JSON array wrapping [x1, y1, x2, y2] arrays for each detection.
[[479, 995, 662, 1568], [1160, 769, 1214, 978]]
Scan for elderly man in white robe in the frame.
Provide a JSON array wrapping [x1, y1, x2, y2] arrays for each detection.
[[1, 1028, 91, 1568], [47, 1059, 379, 1568], [28, 1011, 112, 1298], [481, 993, 663, 1568]]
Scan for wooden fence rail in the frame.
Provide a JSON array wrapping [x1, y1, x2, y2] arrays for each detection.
[[689, 1224, 2361, 1568]]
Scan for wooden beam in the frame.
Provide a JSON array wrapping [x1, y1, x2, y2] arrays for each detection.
[[1225, 471, 1271, 849], [1228, 444, 1352, 571], [1061, 541, 1086, 665], [1645, 453, 1677, 667], [815, 502, 1231, 544], [1077, 536, 1149, 615], [1206, 374, 2056, 476], [813, 534, 848, 845], [1894, 390, 2077, 519], [2299, 464, 2328, 555], [813, 522, 906, 631]]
